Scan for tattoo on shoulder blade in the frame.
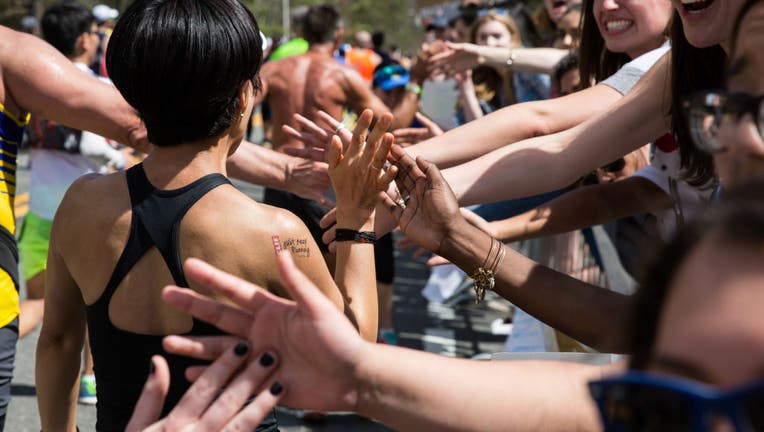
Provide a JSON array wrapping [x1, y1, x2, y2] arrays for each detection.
[[271, 235, 282, 255], [282, 238, 310, 258]]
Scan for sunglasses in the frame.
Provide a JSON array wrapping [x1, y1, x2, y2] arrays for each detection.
[[683, 90, 764, 153], [589, 371, 764, 432]]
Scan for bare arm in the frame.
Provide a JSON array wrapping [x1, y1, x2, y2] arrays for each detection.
[[443, 55, 672, 205], [36, 216, 87, 432], [491, 177, 672, 242], [385, 147, 635, 352], [226, 140, 332, 205], [430, 42, 569, 75], [344, 69, 419, 131], [1, 27, 149, 152], [405, 83, 623, 168], [162, 253, 623, 432]]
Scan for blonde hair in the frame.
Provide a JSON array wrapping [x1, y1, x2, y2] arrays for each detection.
[[469, 12, 521, 48], [468, 12, 519, 106]]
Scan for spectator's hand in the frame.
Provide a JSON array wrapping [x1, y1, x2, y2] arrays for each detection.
[[284, 157, 333, 207], [392, 112, 444, 146], [126, 343, 282, 431], [282, 111, 355, 163], [429, 42, 483, 77], [329, 109, 397, 227], [382, 145, 463, 255], [160, 252, 370, 414]]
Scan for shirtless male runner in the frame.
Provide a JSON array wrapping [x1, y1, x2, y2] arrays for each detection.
[[256, 3, 428, 259]]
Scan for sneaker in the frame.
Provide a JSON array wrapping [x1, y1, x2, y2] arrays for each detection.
[[378, 328, 397, 345], [78, 374, 97, 405]]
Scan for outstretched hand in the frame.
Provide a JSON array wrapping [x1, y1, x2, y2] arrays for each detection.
[[382, 145, 462, 254], [282, 111, 354, 163], [428, 42, 483, 77], [126, 345, 283, 431], [159, 252, 369, 414], [392, 112, 444, 147], [328, 109, 397, 226]]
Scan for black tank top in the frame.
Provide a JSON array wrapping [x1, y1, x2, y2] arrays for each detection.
[[86, 164, 278, 432]]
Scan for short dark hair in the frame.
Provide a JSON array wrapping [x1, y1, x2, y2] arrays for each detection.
[[41, 2, 95, 57], [629, 180, 764, 367], [107, 0, 263, 147], [303, 4, 342, 45]]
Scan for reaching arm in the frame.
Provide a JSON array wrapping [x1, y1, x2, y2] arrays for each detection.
[[384, 147, 636, 352], [162, 252, 618, 432], [344, 68, 420, 131], [430, 42, 570, 75], [404, 83, 623, 168], [226, 140, 332, 205], [442, 55, 673, 205], [36, 218, 87, 432], [490, 177, 672, 242], [1, 27, 149, 152]]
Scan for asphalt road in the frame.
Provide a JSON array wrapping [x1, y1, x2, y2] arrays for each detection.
[[6, 150, 508, 431]]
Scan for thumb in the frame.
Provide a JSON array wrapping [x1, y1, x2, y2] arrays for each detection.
[[125, 356, 170, 432]]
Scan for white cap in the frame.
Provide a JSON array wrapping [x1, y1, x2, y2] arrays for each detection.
[[92, 4, 119, 22]]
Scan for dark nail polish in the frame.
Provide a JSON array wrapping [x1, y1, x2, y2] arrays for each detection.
[[269, 382, 283, 396], [234, 342, 249, 357], [260, 352, 274, 367], [149, 361, 155, 375]]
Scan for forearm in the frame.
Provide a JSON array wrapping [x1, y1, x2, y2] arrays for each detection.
[[355, 343, 606, 431], [439, 221, 633, 352], [492, 179, 672, 242], [406, 83, 624, 170], [36, 331, 83, 432], [479, 46, 569, 75], [334, 214, 378, 342], [405, 102, 552, 168], [227, 141, 289, 188]]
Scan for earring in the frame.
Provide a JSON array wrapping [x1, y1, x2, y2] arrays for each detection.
[[240, 111, 246, 118]]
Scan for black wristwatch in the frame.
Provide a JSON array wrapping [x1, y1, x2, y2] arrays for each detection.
[[334, 229, 377, 244]]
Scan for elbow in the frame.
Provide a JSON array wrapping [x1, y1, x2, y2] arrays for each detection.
[[526, 106, 555, 138]]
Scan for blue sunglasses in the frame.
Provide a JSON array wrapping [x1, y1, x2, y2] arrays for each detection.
[[589, 371, 764, 431]]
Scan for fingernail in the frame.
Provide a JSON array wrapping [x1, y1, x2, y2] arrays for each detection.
[[149, 360, 155, 375], [260, 352, 274, 367], [234, 342, 249, 357], [269, 382, 283, 396]]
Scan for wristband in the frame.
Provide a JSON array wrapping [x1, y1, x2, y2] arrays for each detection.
[[335, 229, 377, 244], [405, 82, 423, 97]]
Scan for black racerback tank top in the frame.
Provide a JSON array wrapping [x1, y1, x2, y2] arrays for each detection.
[[86, 164, 278, 431]]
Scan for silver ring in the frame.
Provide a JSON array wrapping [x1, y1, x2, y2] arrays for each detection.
[[334, 123, 346, 134]]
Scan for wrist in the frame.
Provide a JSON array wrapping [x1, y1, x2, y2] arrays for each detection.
[[437, 219, 490, 271], [405, 82, 423, 97], [336, 209, 374, 232]]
